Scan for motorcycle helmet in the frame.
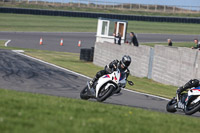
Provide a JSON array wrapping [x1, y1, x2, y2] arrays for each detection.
[[121, 55, 131, 68]]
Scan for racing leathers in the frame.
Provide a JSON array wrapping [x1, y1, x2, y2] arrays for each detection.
[[176, 79, 200, 97]]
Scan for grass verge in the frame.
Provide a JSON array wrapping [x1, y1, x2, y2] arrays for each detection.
[[1, 13, 200, 34], [0, 40, 6, 46], [0, 88, 200, 133]]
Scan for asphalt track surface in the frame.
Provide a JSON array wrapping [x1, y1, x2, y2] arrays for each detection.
[[0, 49, 200, 117], [1, 31, 199, 53]]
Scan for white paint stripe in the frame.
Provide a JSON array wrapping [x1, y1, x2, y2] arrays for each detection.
[[123, 88, 170, 101], [5, 40, 11, 47], [13, 50, 170, 101]]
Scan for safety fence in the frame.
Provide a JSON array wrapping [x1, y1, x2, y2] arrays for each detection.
[[1, 7, 200, 23]]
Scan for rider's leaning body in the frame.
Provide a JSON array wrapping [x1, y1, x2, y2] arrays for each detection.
[[176, 79, 200, 98]]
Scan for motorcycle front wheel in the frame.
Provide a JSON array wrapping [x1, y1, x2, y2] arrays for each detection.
[[184, 101, 200, 115], [166, 98, 177, 113], [80, 86, 90, 100], [97, 85, 114, 102]]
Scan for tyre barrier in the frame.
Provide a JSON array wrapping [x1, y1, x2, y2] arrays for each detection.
[[80, 47, 94, 62], [1, 7, 200, 24]]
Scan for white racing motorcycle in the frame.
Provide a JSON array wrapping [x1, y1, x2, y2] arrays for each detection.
[[166, 86, 200, 115], [80, 69, 134, 102]]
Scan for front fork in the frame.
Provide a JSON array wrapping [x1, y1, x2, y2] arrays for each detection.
[[176, 94, 189, 109], [87, 82, 96, 98]]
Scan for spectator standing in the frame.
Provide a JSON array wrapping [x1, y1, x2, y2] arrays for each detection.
[[113, 33, 116, 44], [129, 32, 139, 47], [192, 39, 200, 49], [114, 33, 121, 45], [168, 39, 173, 46]]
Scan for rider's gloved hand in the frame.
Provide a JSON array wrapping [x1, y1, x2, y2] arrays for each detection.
[[176, 86, 183, 95]]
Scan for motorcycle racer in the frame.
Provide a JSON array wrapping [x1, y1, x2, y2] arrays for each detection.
[[89, 55, 131, 89], [176, 79, 200, 98]]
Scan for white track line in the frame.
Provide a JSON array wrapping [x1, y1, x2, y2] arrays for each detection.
[[13, 50, 170, 101], [4, 40, 11, 47], [124, 89, 170, 101]]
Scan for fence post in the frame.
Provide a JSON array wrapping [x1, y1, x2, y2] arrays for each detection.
[[164, 5, 166, 12], [173, 6, 175, 13], [70, 0, 72, 6], [78, 0, 80, 7], [130, 3, 132, 10], [95, 0, 97, 8], [138, 4, 140, 10], [147, 47, 154, 79], [193, 51, 199, 78], [155, 5, 157, 12], [88, 0, 90, 8], [121, 3, 123, 9]]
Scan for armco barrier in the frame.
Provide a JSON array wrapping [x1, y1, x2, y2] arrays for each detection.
[[93, 42, 200, 87], [1, 7, 200, 23]]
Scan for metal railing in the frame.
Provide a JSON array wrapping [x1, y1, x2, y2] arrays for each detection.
[[1, 0, 200, 13]]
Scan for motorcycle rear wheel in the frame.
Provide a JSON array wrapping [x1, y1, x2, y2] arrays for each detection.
[[80, 86, 90, 100], [166, 98, 177, 113], [184, 102, 200, 115], [97, 85, 114, 102]]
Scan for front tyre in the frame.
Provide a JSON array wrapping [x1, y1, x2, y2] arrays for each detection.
[[97, 85, 114, 102], [184, 102, 200, 115], [166, 98, 177, 113], [80, 86, 90, 100]]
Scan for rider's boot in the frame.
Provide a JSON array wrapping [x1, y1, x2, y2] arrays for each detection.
[[89, 77, 98, 89]]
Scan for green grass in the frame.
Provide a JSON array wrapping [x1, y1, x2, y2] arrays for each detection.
[[0, 40, 6, 46], [1, 3, 200, 18], [0, 88, 200, 133], [0, 13, 97, 32], [141, 41, 195, 47], [1, 13, 200, 34]]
